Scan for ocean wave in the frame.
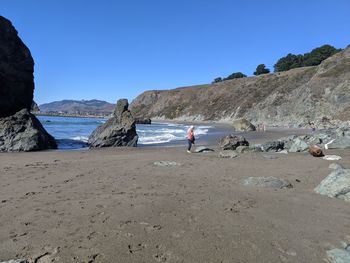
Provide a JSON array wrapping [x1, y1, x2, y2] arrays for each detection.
[[71, 136, 89, 142], [137, 125, 211, 145], [138, 133, 178, 144]]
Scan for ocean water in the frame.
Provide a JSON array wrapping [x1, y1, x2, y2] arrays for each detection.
[[37, 116, 211, 149]]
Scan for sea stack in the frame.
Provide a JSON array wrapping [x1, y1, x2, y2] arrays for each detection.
[[88, 99, 138, 147], [0, 15, 57, 151]]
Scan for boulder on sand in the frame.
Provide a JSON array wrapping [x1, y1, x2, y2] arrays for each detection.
[[0, 109, 57, 152], [260, 141, 284, 152], [88, 99, 138, 147], [288, 138, 309, 152], [236, 145, 263, 154], [219, 135, 249, 150], [308, 145, 324, 157], [314, 167, 350, 202], [326, 137, 350, 149], [232, 118, 256, 131]]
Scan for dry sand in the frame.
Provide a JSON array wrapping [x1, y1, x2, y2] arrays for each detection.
[[0, 131, 350, 262]]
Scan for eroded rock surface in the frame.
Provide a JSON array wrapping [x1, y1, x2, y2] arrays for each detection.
[[0, 109, 57, 152], [88, 99, 138, 147]]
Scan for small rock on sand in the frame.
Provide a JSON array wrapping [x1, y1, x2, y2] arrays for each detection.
[[241, 177, 292, 189], [154, 161, 180, 167], [194, 146, 214, 153], [308, 145, 323, 157], [323, 155, 342, 161]]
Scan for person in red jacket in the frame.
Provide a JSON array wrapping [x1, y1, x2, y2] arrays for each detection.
[[187, 125, 195, 153]]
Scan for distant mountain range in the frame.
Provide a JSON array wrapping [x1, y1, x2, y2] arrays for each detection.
[[39, 99, 115, 117]]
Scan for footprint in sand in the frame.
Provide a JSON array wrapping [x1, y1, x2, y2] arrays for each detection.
[[225, 198, 257, 214], [128, 243, 146, 254], [145, 225, 162, 233]]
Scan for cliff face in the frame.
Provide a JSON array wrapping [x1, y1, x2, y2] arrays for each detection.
[[130, 47, 350, 126], [0, 16, 34, 117]]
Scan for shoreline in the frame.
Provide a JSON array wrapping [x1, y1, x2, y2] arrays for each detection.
[[0, 134, 349, 262]]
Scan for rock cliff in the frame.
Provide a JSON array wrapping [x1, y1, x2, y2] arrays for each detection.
[[130, 47, 350, 127], [0, 16, 57, 151], [0, 16, 34, 117]]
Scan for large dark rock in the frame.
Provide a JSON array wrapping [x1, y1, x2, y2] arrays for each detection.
[[0, 16, 57, 152], [88, 99, 138, 147], [0, 109, 57, 152], [0, 16, 34, 117], [219, 135, 249, 150]]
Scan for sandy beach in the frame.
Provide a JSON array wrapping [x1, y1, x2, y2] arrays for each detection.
[[1, 129, 349, 263]]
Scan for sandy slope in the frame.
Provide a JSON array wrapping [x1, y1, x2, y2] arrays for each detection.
[[0, 136, 349, 262]]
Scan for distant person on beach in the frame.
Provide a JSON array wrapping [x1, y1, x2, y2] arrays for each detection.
[[187, 125, 195, 153], [311, 123, 316, 133]]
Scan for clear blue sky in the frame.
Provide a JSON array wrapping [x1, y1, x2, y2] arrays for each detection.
[[2, 0, 350, 104]]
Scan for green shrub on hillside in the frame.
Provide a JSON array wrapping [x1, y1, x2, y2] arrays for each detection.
[[274, 54, 304, 72], [253, 64, 270, 75], [223, 72, 247, 80], [274, 44, 341, 72], [302, 45, 341, 66], [212, 77, 223, 83]]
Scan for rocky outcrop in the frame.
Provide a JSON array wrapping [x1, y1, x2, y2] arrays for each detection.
[[130, 46, 350, 127], [219, 135, 249, 150], [232, 118, 256, 131], [0, 16, 34, 117], [0, 16, 57, 152], [88, 99, 138, 147], [0, 109, 57, 151]]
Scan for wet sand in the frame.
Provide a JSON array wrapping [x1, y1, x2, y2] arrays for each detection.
[[0, 129, 349, 262]]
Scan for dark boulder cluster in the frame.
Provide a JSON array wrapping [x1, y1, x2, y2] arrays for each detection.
[[88, 99, 138, 147], [0, 15, 57, 152]]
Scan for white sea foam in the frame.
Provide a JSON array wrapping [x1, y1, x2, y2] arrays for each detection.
[[138, 133, 178, 144], [137, 124, 211, 145], [71, 136, 89, 142]]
